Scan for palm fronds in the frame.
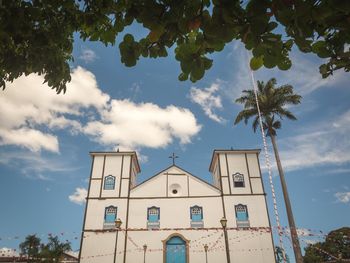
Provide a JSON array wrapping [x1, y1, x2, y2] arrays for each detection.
[[234, 78, 301, 136]]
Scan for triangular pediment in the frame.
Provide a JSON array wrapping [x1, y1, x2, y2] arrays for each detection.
[[130, 165, 220, 198]]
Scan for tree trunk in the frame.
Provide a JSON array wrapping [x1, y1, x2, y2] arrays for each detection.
[[270, 134, 303, 263]]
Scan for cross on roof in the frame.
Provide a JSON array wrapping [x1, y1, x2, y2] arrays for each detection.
[[169, 152, 178, 165]]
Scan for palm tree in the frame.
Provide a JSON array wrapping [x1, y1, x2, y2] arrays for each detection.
[[19, 234, 41, 262], [40, 236, 71, 262], [234, 78, 303, 263]]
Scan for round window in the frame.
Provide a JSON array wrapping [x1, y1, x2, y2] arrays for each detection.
[[169, 183, 181, 196]]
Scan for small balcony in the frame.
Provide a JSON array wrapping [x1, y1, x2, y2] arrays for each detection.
[[147, 221, 160, 230], [191, 220, 204, 228], [236, 219, 250, 229], [103, 222, 115, 230]]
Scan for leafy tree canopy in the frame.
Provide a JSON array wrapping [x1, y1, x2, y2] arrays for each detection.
[[303, 227, 350, 263], [234, 78, 302, 136], [19, 234, 41, 262], [19, 234, 71, 262], [1, 0, 349, 93], [40, 236, 72, 263]]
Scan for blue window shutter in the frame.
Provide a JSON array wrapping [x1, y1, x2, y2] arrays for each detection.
[[236, 211, 248, 221], [104, 175, 115, 190], [105, 213, 116, 223], [192, 214, 202, 222], [105, 206, 117, 223], [148, 207, 159, 222], [149, 214, 158, 222], [235, 204, 248, 221], [191, 206, 203, 222]]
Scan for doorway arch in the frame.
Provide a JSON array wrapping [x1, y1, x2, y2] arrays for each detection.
[[163, 233, 189, 263]]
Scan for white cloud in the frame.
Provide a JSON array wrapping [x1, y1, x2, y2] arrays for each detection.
[[1, 66, 109, 152], [84, 99, 201, 149], [334, 192, 350, 203], [0, 128, 59, 152], [279, 52, 348, 95], [79, 48, 98, 63], [69, 187, 87, 205], [285, 228, 312, 237], [190, 83, 226, 123], [226, 42, 348, 108], [278, 110, 350, 171], [129, 82, 142, 100], [0, 151, 79, 179], [2, 67, 201, 155], [112, 145, 149, 163], [251, 49, 349, 96], [224, 43, 251, 101]]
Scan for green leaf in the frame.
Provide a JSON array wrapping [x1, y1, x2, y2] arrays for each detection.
[[250, 56, 264, 70], [246, 0, 270, 16], [148, 25, 164, 42], [252, 45, 264, 57], [191, 58, 205, 80], [178, 72, 188, 81], [312, 41, 332, 58], [277, 58, 292, 70], [263, 54, 277, 68], [251, 15, 269, 35], [267, 22, 278, 31], [203, 57, 213, 70], [180, 60, 193, 74], [319, 64, 329, 76], [124, 34, 134, 44], [158, 46, 168, 57], [284, 39, 294, 50]]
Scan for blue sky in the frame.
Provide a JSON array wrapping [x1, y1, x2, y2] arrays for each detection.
[[0, 26, 349, 261]]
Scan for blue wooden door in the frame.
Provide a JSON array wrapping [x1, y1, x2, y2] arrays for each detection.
[[166, 236, 186, 263]]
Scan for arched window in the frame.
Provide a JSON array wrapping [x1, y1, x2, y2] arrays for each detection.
[[147, 206, 160, 229], [235, 204, 249, 228], [233, 173, 245, 187], [104, 206, 117, 229], [104, 175, 115, 190], [190, 206, 203, 228]]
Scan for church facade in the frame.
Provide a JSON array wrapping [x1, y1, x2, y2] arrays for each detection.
[[79, 149, 276, 263]]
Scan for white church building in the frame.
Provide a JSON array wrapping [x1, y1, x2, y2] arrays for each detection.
[[79, 149, 276, 263]]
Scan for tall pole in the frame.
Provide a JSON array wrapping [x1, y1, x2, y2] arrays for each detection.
[[270, 134, 303, 263], [204, 244, 208, 263], [114, 218, 122, 263], [113, 230, 119, 263], [220, 218, 231, 263], [143, 244, 147, 263]]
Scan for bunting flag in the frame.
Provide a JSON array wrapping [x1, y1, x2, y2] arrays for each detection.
[[3, 226, 346, 261], [299, 236, 342, 261], [2, 226, 340, 242]]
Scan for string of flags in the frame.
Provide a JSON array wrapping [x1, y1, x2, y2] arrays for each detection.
[[1, 226, 342, 242], [1, 226, 347, 260], [299, 236, 341, 261]]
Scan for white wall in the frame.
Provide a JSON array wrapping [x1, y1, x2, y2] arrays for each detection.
[[80, 151, 276, 263], [131, 166, 220, 198]]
